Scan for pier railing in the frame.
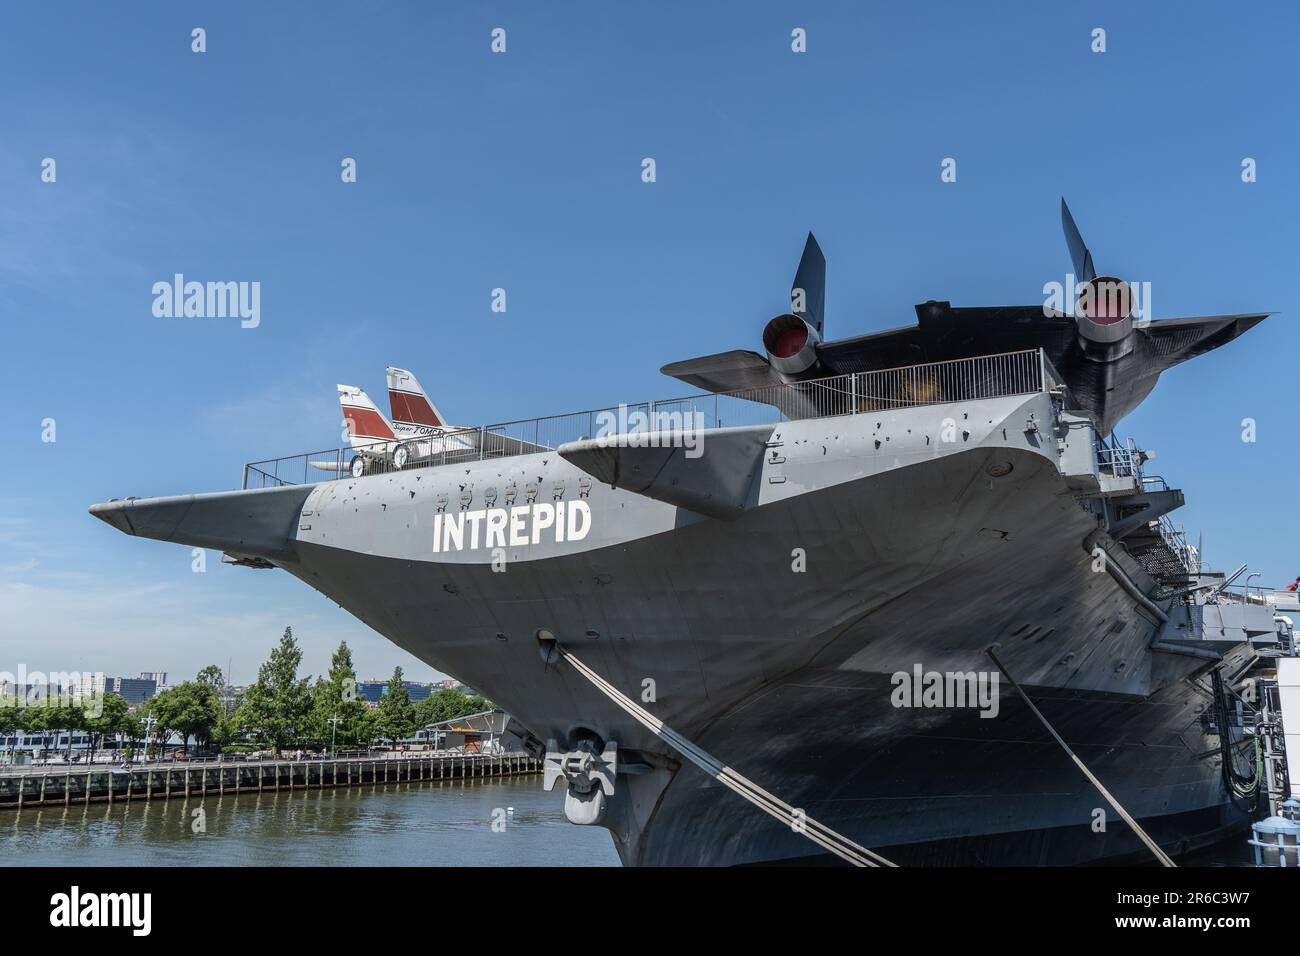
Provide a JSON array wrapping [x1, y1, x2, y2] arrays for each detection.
[[244, 348, 1053, 488], [0, 751, 542, 811]]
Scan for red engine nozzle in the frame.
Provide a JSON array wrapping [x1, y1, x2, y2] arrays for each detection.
[[1076, 277, 1133, 324], [770, 324, 807, 358], [762, 313, 821, 376], [1074, 276, 1135, 353]]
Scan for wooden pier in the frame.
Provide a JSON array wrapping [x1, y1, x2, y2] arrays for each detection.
[[0, 752, 542, 811]]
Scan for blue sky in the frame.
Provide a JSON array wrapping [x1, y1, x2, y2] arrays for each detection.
[[1, 1, 1295, 686]]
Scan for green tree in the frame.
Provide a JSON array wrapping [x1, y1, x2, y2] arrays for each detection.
[[84, 693, 130, 764], [141, 691, 175, 758], [59, 704, 87, 759], [374, 666, 414, 747], [413, 687, 490, 730], [18, 705, 47, 755], [211, 672, 242, 751], [236, 627, 311, 755], [150, 681, 221, 754], [212, 703, 239, 751], [0, 693, 20, 744], [29, 700, 85, 760], [309, 641, 371, 752], [120, 709, 145, 761], [196, 665, 226, 690]]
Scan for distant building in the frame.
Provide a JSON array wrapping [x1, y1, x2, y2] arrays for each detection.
[[358, 680, 434, 705], [2, 674, 80, 702], [78, 674, 159, 706], [138, 671, 168, 687]]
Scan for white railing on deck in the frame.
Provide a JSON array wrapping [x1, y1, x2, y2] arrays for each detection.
[[243, 348, 1052, 488], [1155, 514, 1200, 577]]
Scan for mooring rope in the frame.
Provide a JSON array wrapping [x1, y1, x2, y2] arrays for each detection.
[[986, 645, 1177, 868], [553, 644, 897, 867]]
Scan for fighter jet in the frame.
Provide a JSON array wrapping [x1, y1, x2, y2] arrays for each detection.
[[316, 368, 540, 477], [314, 380, 476, 478], [663, 200, 1269, 435]]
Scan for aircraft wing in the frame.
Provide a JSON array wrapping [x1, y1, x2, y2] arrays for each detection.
[[662, 307, 1079, 393], [814, 305, 1078, 373], [660, 349, 787, 392], [1136, 312, 1272, 368]]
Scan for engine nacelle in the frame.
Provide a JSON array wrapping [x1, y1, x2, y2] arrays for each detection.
[[1074, 276, 1135, 359], [762, 313, 822, 376]]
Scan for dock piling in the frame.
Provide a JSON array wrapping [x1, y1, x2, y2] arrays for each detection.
[[0, 752, 540, 812]]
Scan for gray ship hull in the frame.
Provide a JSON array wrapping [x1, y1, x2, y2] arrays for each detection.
[[640, 672, 1249, 866], [93, 387, 1254, 865], [281, 415, 1245, 865]]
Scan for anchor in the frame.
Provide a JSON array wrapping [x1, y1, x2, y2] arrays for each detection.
[[543, 736, 619, 826]]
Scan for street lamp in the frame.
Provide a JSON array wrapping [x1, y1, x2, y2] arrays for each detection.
[[327, 716, 342, 757], [142, 715, 157, 764]]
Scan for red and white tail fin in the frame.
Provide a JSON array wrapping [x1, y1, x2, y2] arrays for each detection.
[[338, 384, 397, 450], [386, 367, 446, 428]]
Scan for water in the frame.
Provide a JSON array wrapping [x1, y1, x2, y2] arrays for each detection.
[[1, 776, 621, 867], [1, 777, 1258, 867], [1178, 833, 1256, 867]]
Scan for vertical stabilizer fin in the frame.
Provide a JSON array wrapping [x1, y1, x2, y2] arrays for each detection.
[[791, 232, 826, 336], [1060, 197, 1097, 283], [386, 366, 446, 427], [338, 384, 396, 449]]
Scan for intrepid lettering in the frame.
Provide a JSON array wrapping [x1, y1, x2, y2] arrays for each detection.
[[432, 500, 592, 553]]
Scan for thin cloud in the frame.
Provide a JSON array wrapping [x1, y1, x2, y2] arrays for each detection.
[[0, 577, 446, 685]]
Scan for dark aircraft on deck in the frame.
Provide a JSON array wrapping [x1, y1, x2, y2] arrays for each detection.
[[662, 200, 1269, 435]]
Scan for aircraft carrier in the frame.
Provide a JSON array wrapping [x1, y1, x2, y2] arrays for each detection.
[[90, 202, 1287, 865]]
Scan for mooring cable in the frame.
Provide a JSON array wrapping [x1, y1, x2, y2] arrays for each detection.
[[986, 644, 1177, 868], [553, 643, 897, 867]]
